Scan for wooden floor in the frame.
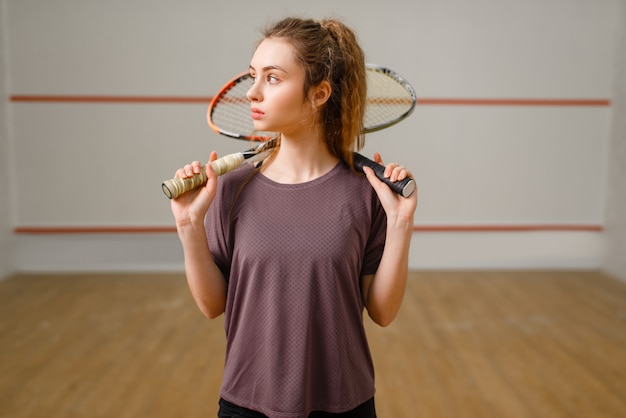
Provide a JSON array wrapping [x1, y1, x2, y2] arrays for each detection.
[[1, 271, 625, 418]]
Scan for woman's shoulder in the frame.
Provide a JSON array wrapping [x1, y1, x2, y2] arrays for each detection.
[[326, 161, 382, 205], [214, 164, 258, 202], [220, 163, 257, 184]]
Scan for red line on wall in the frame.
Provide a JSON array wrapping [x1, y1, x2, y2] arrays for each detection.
[[14, 226, 177, 234], [413, 224, 604, 232], [9, 95, 611, 106], [9, 95, 212, 104], [13, 224, 604, 234], [417, 98, 611, 106]]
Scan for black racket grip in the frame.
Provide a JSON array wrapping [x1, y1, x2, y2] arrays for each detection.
[[353, 152, 416, 198]]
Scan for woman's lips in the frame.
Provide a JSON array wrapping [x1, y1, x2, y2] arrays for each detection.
[[251, 108, 264, 120]]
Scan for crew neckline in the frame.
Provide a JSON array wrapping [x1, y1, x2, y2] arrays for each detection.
[[255, 161, 345, 191]]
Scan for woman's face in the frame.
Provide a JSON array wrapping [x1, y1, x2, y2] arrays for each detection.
[[247, 38, 316, 136]]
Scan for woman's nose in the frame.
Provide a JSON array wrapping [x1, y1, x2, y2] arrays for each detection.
[[247, 80, 262, 102]]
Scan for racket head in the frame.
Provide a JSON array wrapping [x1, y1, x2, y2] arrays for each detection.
[[207, 64, 417, 141], [364, 64, 417, 133]]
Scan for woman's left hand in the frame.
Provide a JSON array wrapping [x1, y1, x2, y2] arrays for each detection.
[[363, 152, 418, 224]]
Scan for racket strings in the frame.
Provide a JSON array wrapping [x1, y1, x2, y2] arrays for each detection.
[[364, 71, 415, 130], [211, 80, 256, 135]]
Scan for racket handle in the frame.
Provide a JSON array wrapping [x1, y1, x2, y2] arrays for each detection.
[[353, 152, 416, 198], [162, 170, 207, 199], [161, 153, 245, 199]]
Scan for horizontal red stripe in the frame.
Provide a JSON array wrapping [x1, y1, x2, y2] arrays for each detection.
[[417, 98, 611, 106], [9, 95, 212, 103], [9, 95, 611, 107], [14, 224, 603, 234], [414, 224, 603, 232], [14, 226, 176, 234]]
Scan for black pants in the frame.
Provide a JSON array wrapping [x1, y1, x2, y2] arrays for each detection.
[[218, 397, 377, 418]]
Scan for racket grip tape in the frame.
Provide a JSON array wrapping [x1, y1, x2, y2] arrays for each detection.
[[161, 153, 245, 199], [161, 170, 208, 199], [353, 152, 416, 198]]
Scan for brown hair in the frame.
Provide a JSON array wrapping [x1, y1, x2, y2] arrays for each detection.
[[261, 17, 367, 168]]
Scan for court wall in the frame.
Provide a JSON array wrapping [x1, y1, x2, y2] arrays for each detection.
[[0, 0, 15, 280], [1, 0, 623, 276], [603, 0, 626, 281]]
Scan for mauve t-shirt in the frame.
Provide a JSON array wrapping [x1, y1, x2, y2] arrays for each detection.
[[206, 162, 387, 418]]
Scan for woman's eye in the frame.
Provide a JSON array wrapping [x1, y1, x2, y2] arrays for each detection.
[[249, 73, 278, 84]]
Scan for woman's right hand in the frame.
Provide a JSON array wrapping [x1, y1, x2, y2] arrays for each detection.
[[170, 151, 219, 229]]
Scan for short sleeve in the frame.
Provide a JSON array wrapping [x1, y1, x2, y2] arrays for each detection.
[[361, 193, 387, 276], [205, 178, 232, 282]]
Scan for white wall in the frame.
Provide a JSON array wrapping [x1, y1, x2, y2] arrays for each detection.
[[0, 0, 15, 280], [4, 0, 622, 272], [603, 0, 626, 281]]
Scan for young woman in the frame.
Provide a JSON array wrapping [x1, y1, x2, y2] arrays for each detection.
[[171, 17, 417, 418]]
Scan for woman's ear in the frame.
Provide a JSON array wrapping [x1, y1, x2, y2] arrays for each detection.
[[311, 81, 332, 108]]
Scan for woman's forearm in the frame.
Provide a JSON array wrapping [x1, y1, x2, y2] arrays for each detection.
[[177, 221, 227, 319], [365, 218, 413, 326]]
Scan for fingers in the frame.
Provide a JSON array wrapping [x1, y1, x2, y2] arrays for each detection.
[[374, 152, 412, 182], [385, 164, 411, 182], [174, 152, 219, 179], [174, 161, 201, 179]]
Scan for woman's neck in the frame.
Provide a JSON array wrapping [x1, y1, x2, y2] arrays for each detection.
[[261, 134, 339, 184]]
